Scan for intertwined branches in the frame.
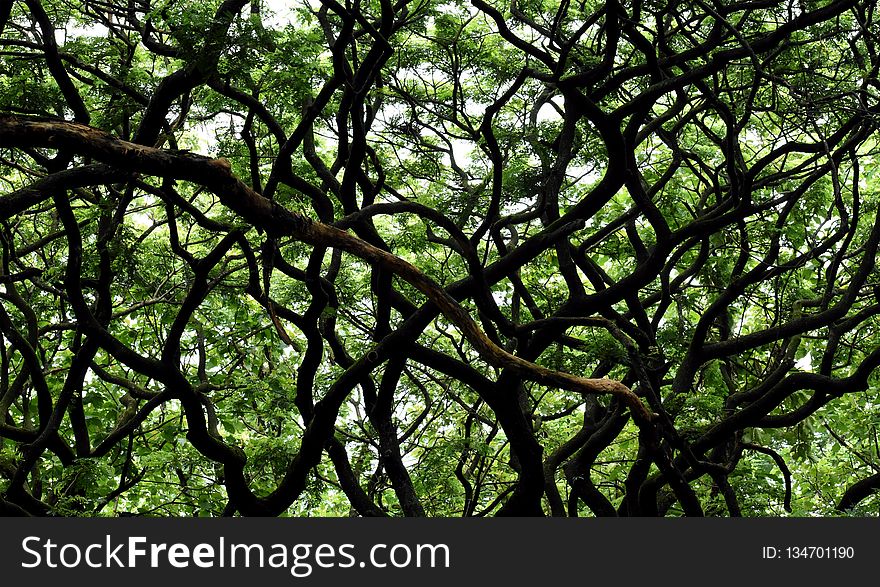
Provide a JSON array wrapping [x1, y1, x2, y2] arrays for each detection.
[[1, 0, 880, 517]]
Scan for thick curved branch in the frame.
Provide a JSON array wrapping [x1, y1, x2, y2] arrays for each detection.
[[838, 473, 880, 511], [0, 114, 656, 423]]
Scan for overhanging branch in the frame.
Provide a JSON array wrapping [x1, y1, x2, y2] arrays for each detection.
[[0, 114, 656, 423]]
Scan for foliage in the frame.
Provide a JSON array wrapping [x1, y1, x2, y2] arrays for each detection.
[[1, 0, 880, 517]]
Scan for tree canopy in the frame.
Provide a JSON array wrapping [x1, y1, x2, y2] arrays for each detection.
[[1, 0, 880, 516]]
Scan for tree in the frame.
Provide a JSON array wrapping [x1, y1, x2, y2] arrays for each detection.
[[1, 0, 880, 517]]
